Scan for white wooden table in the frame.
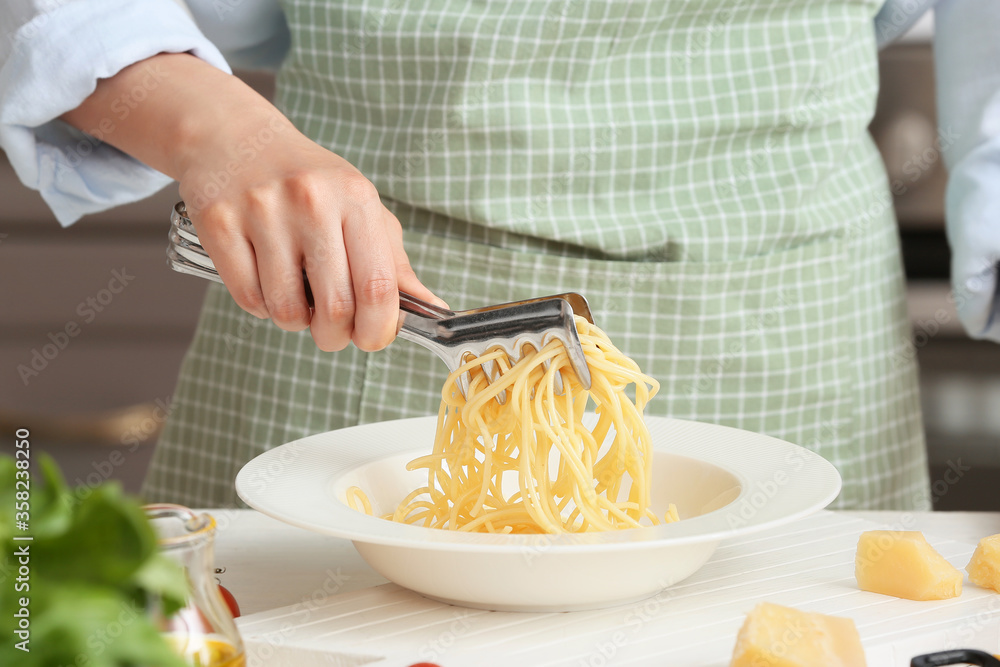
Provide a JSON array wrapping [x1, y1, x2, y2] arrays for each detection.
[[209, 510, 999, 617], [205, 510, 1000, 666]]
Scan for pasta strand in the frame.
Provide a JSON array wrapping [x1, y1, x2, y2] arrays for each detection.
[[348, 317, 678, 533]]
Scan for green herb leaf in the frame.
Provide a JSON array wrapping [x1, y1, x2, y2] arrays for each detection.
[[133, 552, 189, 617], [0, 454, 194, 667], [0, 583, 187, 667], [31, 454, 74, 538], [36, 481, 157, 586]]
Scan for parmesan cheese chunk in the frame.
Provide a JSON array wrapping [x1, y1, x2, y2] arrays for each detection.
[[730, 602, 867, 667], [967, 533, 1000, 593], [855, 530, 962, 601]]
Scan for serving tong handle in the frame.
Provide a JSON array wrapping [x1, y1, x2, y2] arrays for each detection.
[[167, 202, 593, 399], [912, 650, 1000, 667]]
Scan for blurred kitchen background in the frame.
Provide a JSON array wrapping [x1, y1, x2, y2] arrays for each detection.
[[2, 16, 997, 510]]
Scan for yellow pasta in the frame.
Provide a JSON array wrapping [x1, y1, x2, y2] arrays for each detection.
[[348, 316, 677, 533]]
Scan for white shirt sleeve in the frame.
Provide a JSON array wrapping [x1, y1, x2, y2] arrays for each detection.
[[874, 0, 935, 47], [0, 0, 243, 226], [184, 0, 290, 71], [934, 0, 1000, 341]]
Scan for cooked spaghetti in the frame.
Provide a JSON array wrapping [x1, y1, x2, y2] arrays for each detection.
[[347, 316, 677, 533]]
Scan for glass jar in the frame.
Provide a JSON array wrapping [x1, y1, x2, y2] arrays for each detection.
[[146, 504, 245, 667]]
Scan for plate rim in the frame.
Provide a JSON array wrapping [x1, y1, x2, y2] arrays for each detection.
[[235, 415, 841, 553]]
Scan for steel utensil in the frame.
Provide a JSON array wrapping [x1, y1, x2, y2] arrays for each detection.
[[166, 202, 593, 399]]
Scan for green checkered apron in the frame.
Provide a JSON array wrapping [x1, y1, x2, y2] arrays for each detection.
[[143, 0, 930, 510]]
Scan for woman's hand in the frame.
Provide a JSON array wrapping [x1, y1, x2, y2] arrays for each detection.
[[62, 53, 442, 352], [177, 124, 440, 352]]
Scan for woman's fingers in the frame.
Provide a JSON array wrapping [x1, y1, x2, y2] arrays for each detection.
[[253, 237, 312, 332], [303, 225, 355, 352], [181, 135, 444, 351], [190, 204, 269, 319], [384, 212, 449, 311], [342, 199, 400, 352]]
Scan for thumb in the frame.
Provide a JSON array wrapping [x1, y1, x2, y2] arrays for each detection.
[[395, 253, 450, 311], [385, 214, 450, 310]]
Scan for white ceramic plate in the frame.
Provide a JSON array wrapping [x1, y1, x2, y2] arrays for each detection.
[[235, 415, 840, 611]]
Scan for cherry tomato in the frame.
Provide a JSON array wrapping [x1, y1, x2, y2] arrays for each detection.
[[407, 663, 442, 667], [218, 583, 240, 618]]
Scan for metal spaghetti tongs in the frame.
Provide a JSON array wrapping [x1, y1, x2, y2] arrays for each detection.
[[166, 202, 593, 401]]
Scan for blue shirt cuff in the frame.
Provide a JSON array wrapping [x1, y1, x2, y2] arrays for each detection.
[[0, 0, 232, 226]]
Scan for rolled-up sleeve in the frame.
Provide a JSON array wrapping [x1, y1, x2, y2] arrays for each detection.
[[934, 0, 1000, 341], [0, 0, 232, 226]]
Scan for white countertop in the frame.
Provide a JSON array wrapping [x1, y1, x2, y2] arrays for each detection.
[[204, 509, 1000, 666], [210, 509, 1000, 618]]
